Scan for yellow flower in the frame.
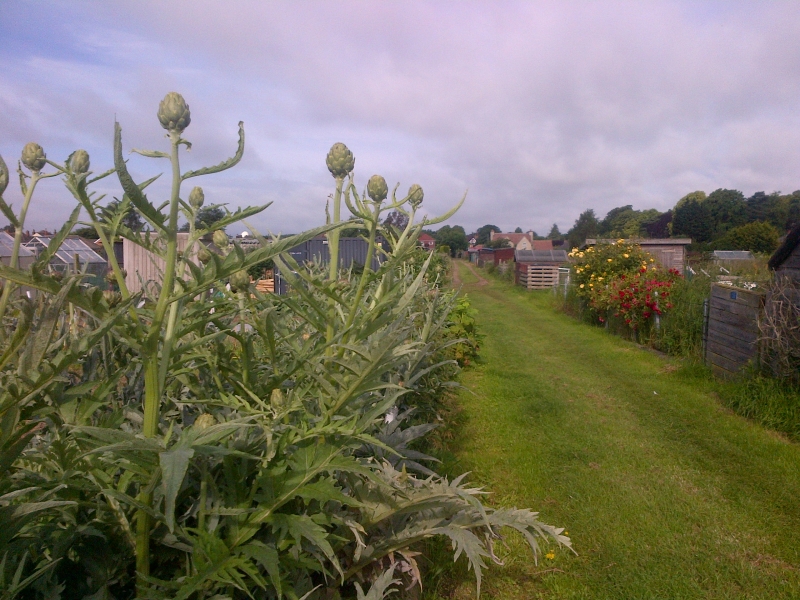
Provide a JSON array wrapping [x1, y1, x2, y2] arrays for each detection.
[[617, 239, 624, 244], [607, 258, 613, 263], [589, 283, 594, 287], [598, 277, 603, 281], [650, 258, 655, 263], [623, 253, 629, 258], [545, 552, 555, 560], [579, 284, 584, 288], [564, 531, 569, 536]]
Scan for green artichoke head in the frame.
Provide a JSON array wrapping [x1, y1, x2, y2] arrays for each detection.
[[197, 246, 212, 264], [230, 269, 250, 293], [157, 92, 191, 133], [367, 174, 388, 203], [408, 184, 424, 209], [326, 142, 355, 179], [103, 290, 122, 308], [21, 143, 46, 173], [0, 154, 8, 196], [189, 186, 205, 210], [70, 149, 90, 174], [212, 229, 229, 250]]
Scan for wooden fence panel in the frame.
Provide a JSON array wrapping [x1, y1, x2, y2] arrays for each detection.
[[704, 284, 765, 378]]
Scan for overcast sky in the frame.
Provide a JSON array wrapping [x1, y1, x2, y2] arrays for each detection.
[[2, 1, 800, 236]]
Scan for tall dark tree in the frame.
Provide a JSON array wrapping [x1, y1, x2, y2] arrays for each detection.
[[476, 224, 501, 245], [546, 224, 562, 240], [644, 210, 672, 238], [566, 209, 599, 250], [671, 191, 711, 243], [383, 211, 409, 232], [434, 225, 468, 256], [704, 188, 746, 239], [514, 227, 523, 233], [180, 206, 227, 232]]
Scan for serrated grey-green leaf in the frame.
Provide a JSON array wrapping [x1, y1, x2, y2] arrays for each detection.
[[157, 92, 191, 133], [70, 150, 90, 174], [326, 142, 355, 179], [0, 154, 8, 195], [367, 175, 388, 203], [21, 143, 46, 173]]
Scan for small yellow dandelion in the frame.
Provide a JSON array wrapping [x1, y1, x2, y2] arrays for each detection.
[[545, 552, 556, 560], [564, 531, 569, 536]]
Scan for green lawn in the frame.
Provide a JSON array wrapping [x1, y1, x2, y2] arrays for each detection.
[[430, 261, 800, 599]]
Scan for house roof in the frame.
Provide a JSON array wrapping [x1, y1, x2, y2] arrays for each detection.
[[493, 232, 531, 246], [532, 240, 553, 251], [769, 223, 800, 270], [418, 233, 435, 242]]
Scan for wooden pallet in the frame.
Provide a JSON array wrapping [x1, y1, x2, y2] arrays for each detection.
[[518, 265, 559, 290], [255, 278, 275, 294]]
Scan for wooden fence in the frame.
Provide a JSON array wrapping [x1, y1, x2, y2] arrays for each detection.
[[704, 283, 765, 377], [517, 264, 559, 290]]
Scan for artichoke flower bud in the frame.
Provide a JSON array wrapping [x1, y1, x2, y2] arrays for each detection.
[[326, 142, 355, 179], [212, 229, 229, 250], [157, 92, 191, 133], [194, 413, 216, 430], [197, 246, 212, 264], [367, 174, 388, 203], [189, 186, 204, 210], [70, 150, 90, 174], [0, 154, 9, 196], [21, 143, 46, 173], [230, 270, 250, 293], [408, 184, 424, 208], [270, 388, 286, 411], [103, 290, 122, 308]]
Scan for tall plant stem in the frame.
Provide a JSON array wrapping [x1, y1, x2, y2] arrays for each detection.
[[0, 173, 39, 326], [325, 177, 344, 344], [136, 131, 183, 591], [342, 201, 381, 342]]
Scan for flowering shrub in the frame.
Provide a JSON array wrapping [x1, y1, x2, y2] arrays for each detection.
[[595, 268, 682, 329], [569, 241, 682, 329]]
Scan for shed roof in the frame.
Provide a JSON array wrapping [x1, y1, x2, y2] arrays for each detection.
[[768, 223, 800, 271], [24, 235, 106, 264], [713, 250, 754, 260], [516, 249, 569, 263], [0, 231, 35, 258], [585, 238, 692, 246]]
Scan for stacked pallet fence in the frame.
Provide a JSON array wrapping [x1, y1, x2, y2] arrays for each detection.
[[517, 263, 559, 290], [704, 283, 765, 377]]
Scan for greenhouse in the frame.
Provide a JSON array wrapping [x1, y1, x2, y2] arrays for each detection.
[[23, 234, 107, 286]]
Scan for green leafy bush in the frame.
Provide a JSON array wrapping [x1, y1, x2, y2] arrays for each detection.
[[713, 221, 780, 254], [0, 94, 569, 600]]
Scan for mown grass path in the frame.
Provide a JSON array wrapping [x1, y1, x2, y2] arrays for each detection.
[[438, 260, 800, 599]]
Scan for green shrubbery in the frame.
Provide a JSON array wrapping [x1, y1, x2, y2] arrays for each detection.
[[0, 94, 568, 599]]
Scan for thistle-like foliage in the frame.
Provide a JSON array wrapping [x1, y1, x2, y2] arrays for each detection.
[[0, 94, 569, 600]]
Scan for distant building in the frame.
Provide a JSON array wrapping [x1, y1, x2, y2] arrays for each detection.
[[418, 233, 436, 251], [489, 231, 535, 251], [584, 238, 691, 272], [24, 234, 107, 286]]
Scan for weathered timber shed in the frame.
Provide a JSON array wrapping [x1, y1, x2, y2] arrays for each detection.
[[0, 231, 36, 270], [123, 232, 204, 296], [585, 238, 691, 272], [769, 223, 800, 283], [704, 283, 765, 378], [515, 249, 569, 290]]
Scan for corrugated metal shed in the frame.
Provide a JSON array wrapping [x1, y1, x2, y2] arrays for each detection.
[[274, 237, 385, 295], [515, 249, 569, 263]]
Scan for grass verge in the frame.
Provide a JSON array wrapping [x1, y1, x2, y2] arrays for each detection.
[[426, 261, 800, 599]]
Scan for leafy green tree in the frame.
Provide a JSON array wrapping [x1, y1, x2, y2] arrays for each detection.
[[476, 224, 500, 245], [704, 188, 746, 239], [180, 206, 227, 231], [599, 206, 663, 239], [514, 226, 523, 233], [567, 209, 599, 250], [486, 238, 512, 249], [644, 210, 672, 238], [671, 191, 711, 243], [434, 225, 468, 256], [72, 225, 100, 239], [714, 221, 780, 254], [547, 223, 562, 239]]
